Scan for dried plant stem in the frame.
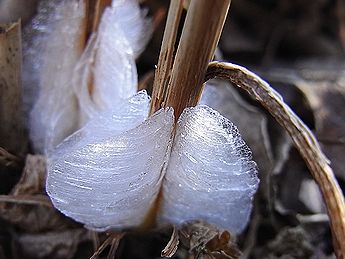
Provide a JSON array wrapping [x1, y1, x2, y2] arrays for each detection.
[[89, 232, 124, 259], [205, 61, 345, 259], [84, 0, 111, 40], [0, 194, 52, 207], [164, 0, 231, 119], [161, 227, 179, 258], [0, 21, 27, 155], [91, 0, 112, 32], [150, 0, 184, 114]]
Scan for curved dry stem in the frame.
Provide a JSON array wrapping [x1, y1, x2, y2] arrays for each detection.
[[205, 61, 345, 258]]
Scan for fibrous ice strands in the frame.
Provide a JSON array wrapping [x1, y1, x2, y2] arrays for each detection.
[[160, 105, 259, 233], [27, 0, 86, 154], [26, 0, 152, 153], [47, 92, 174, 230], [47, 101, 259, 232], [73, 0, 152, 125]]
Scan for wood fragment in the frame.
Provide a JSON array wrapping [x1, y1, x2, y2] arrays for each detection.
[[164, 0, 231, 119], [150, 0, 184, 114], [205, 61, 345, 259], [0, 21, 27, 155]]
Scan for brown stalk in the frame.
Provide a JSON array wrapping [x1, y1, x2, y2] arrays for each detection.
[[150, 0, 184, 114], [205, 61, 345, 259], [0, 21, 27, 155], [91, 0, 112, 33], [0, 194, 52, 207], [164, 0, 231, 119]]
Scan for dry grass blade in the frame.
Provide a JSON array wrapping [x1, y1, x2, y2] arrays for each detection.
[[106, 233, 124, 259], [150, 0, 184, 114], [0, 194, 52, 207], [89, 232, 124, 259], [205, 61, 345, 259], [161, 226, 179, 258]]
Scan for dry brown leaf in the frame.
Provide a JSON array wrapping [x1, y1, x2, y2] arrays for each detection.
[[253, 227, 314, 258], [13, 228, 90, 259], [0, 155, 75, 232], [297, 80, 345, 181], [179, 221, 241, 259]]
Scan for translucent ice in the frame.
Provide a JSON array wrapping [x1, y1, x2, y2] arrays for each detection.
[[73, 0, 152, 125], [26, 0, 86, 153], [25, 0, 151, 152], [47, 99, 259, 232], [159, 106, 259, 233], [46, 92, 174, 230]]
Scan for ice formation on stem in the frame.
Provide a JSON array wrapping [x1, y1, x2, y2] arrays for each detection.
[[42, 0, 259, 234], [25, 0, 86, 154], [47, 90, 259, 233], [73, 0, 151, 125], [25, 0, 151, 153]]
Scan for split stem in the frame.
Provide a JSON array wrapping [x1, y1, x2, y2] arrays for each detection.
[[164, 0, 231, 119], [150, 0, 184, 114]]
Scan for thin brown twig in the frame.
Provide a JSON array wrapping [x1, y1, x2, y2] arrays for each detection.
[[89, 232, 124, 259], [161, 226, 179, 258], [0, 147, 23, 167], [205, 61, 345, 259], [0, 194, 53, 207], [106, 233, 124, 259]]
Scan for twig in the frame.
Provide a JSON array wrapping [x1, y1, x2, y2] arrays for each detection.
[[0, 147, 22, 168], [0, 21, 27, 155], [205, 61, 345, 259], [0, 194, 53, 207], [89, 232, 124, 259], [150, 0, 184, 114], [164, 0, 231, 119]]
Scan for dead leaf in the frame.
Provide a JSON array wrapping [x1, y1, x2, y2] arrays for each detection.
[[297, 79, 345, 181], [0, 155, 76, 232], [13, 228, 91, 259], [253, 227, 315, 258], [179, 221, 241, 259]]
